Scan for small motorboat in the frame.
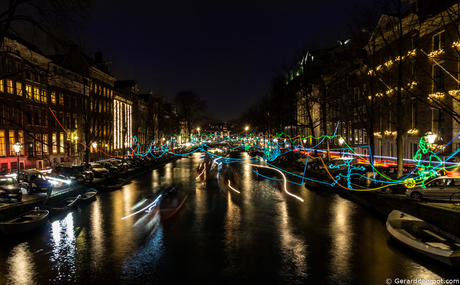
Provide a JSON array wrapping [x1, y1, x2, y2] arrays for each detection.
[[46, 195, 81, 212], [386, 210, 460, 266], [0, 207, 49, 234], [100, 180, 124, 190], [80, 188, 98, 203], [159, 184, 189, 221]]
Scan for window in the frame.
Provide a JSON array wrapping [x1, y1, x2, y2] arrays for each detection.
[[51, 91, 56, 104], [6, 59, 11, 73], [25, 85, 32, 99], [34, 87, 40, 101], [432, 108, 444, 139], [6, 80, 13, 94], [411, 33, 419, 50], [15, 62, 21, 72], [25, 66, 31, 80], [432, 64, 445, 93], [34, 107, 40, 126], [0, 79, 3, 92], [60, 132, 64, 153], [35, 134, 41, 154], [16, 82, 22, 96], [43, 134, 48, 153], [40, 90, 46, 103], [73, 114, 77, 129], [52, 133, 57, 154], [9, 130, 15, 156], [0, 130, 5, 156], [432, 31, 445, 51], [66, 113, 71, 129], [18, 131, 23, 155], [59, 93, 64, 105], [27, 105, 33, 125]]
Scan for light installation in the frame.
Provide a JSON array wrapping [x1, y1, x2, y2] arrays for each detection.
[[50, 107, 459, 201]]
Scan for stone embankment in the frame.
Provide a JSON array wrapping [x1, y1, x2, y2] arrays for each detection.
[[0, 156, 179, 221]]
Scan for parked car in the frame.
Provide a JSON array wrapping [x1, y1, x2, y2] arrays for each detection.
[[98, 161, 119, 175], [317, 157, 359, 175], [71, 165, 95, 182], [0, 176, 22, 202], [50, 166, 86, 184], [405, 176, 460, 201], [17, 170, 53, 195], [109, 159, 129, 171], [88, 163, 110, 178]]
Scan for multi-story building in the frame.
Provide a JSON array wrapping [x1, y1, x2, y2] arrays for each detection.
[[0, 36, 117, 172]]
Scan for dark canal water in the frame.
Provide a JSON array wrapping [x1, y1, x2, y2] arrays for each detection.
[[1, 152, 460, 284]]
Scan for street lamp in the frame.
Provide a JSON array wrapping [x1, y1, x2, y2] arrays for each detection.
[[92, 142, 97, 161], [425, 131, 437, 144], [13, 142, 22, 180]]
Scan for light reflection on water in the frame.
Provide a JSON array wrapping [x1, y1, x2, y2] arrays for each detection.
[[5, 242, 37, 285], [1, 153, 460, 284], [49, 212, 76, 282]]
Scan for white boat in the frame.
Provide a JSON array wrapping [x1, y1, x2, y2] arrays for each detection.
[[386, 210, 460, 266]]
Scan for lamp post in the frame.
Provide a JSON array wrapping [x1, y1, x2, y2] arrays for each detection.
[[92, 142, 97, 162], [13, 142, 22, 180], [425, 131, 437, 144]]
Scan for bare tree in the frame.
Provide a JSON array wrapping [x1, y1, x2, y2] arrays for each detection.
[[174, 91, 207, 137]]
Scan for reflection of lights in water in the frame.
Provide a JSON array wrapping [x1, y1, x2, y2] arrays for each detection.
[[91, 198, 104, 269], [196, 164, 205, 179], [227, 180, 241, 194], [246, 163, 304, 202], [122, 195, 161, 220], [6, 243, 37, 284], [329, 198, 352, 279], [49, 212, 76, 281], [276, 197, 307, 277]]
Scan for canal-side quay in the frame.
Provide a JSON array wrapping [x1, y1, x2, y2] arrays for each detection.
[[0, 156, 179, 222], [331, 183, 460, 237]]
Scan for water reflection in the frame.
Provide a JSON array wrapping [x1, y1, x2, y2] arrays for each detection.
[[49, 212, 76, 282], [328, 196, 354, 282], [5, 242, 37, 284]]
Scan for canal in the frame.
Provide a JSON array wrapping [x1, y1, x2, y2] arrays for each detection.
[[1, 152, 460, 284]]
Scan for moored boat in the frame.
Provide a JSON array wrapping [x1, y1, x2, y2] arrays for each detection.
[[0, 207, 49, 234], [100, 180, 124, 190], [80, 188, 98, 203], [159, 184, 189, 221], [46, 195, 81, 212], [386, 210, 460, 266]]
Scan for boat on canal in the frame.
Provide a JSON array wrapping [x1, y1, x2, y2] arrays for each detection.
[[159, 183, 189, 221], [45, 194, 81, 212], [0, 207, 49, 234], [100, 180, 124, 190], [386, 210, 460, 266], [80, 188, 98, 203]]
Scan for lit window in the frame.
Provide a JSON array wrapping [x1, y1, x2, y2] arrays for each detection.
[[9, 130, 15, 156], [432, 31, 445, 51], [25, 85, 32, 99], [43, 134, 48, 153], [51, 92, 56, 104], [0, 79, 4, 92], [34, 87, 40, 101], [60, 132, 64, 153], [52, 133, 57, 154], [0, 130, 5, 156], [6, 80, 13, 94], [16, 82, 22, 96], [40, 90, 47, 103], [59, 93, 64, 105]]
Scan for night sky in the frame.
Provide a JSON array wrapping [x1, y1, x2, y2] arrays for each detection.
[[81, 0, 360, 121]]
